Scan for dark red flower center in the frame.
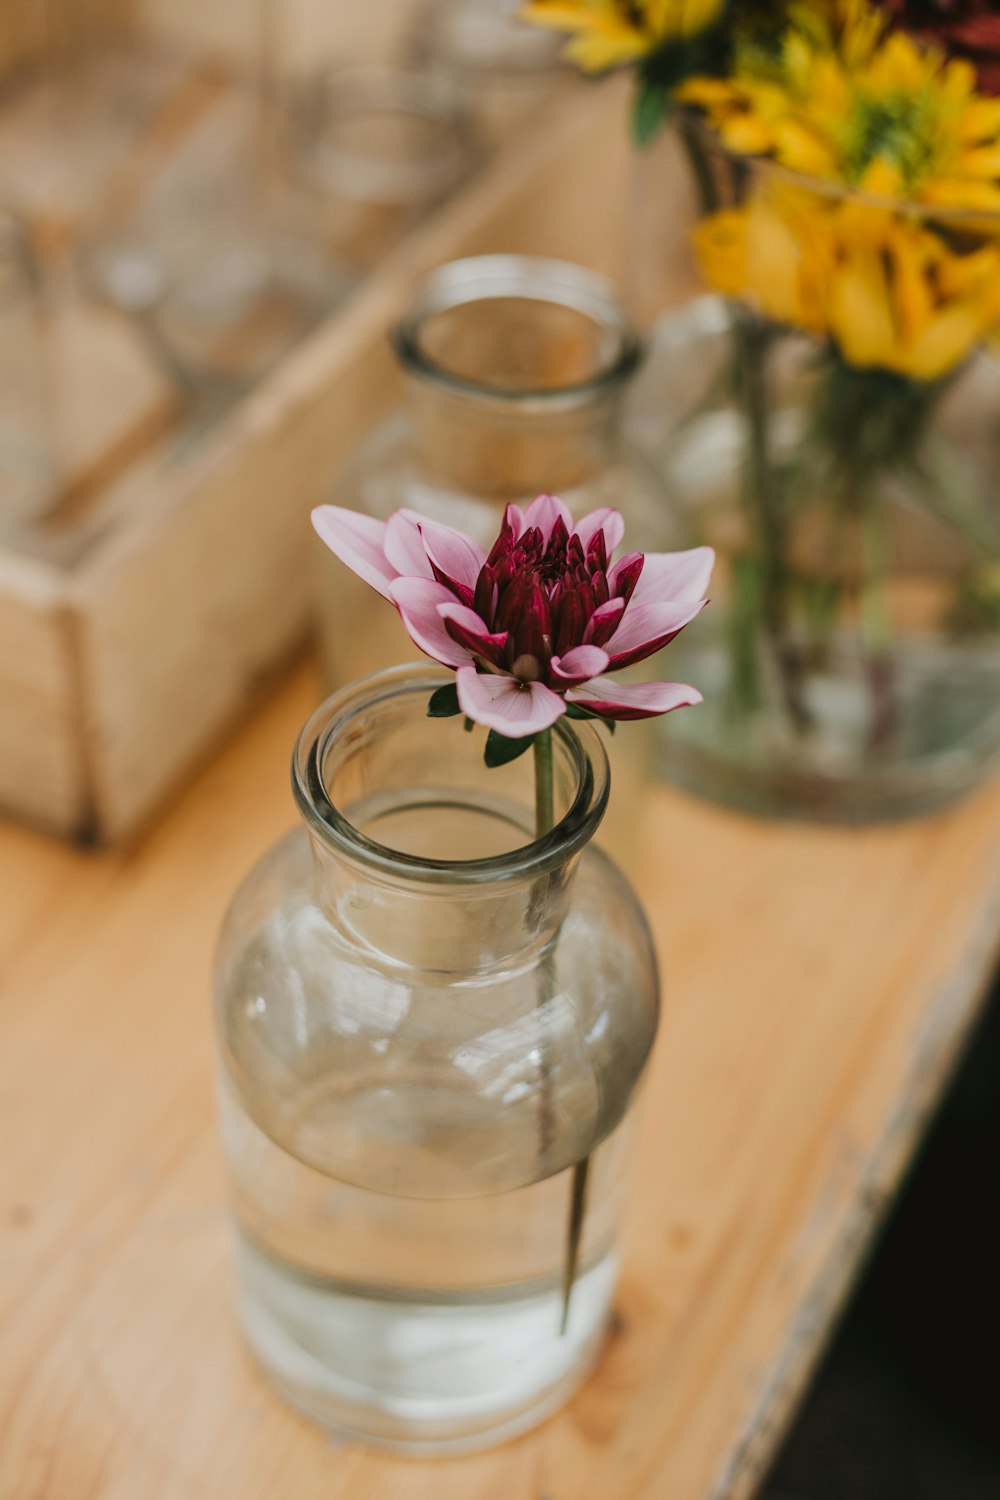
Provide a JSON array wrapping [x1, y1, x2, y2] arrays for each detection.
[[443, 517, 644, 686]]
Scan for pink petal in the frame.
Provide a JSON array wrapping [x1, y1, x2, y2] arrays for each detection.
[[574, 508, 625, 557], [384, 511, 434, 580], [312, 506, 396, 600], [502, 502, 526, 540], [389, 577, 474, 669], [606, 550, 642, 596], [549, 645, 610, 687], [567, 676, 703, 720], [438, 603, 509, 665], [605, 599, 707, 670], [522, 493, 573, 544], [629, 547, 715, 606], [417, 518, 488, 594], [583, 597, 626, 648], [456, 666, 566, 736]]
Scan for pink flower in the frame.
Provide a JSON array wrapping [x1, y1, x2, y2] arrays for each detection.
[[312, 494, 713, 737]]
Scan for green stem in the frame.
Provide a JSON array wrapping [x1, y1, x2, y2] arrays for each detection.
[[534, 730, 554, 837], [859, 501, 897, 754], [534, 729, 589, 1335], [677, 113, 720, 216], [561, 1155, 590, 1337], [736, 315, 810, 732]]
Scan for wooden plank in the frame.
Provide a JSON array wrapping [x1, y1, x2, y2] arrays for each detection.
[[135, 0, 423, 73], [0, 660, 997, 1498], [66, 77, 631, 841], [0, 555, 90, 837]]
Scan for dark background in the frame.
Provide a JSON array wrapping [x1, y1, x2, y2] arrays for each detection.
[[762, 987, 1000, 1500]]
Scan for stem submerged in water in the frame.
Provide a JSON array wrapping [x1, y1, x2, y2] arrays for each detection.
[[534, 728, 589, 1336], [735, 315, 810, 732]]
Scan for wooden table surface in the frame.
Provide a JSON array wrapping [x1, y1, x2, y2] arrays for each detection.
[[3, 659, 1000, 1500]]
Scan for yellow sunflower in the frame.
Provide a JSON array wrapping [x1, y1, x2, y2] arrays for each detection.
[[681, 0, 1000, 213], [695, 178, 1000, 379], [520, 0, 726, 73]]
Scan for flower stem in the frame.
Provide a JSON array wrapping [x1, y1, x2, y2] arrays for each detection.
[[735, 314, 810, 732], [859, 502, 897, 754], [677, 112, 720, 216], [534, 730, 555, 837], [534, 729, 589, 1335]]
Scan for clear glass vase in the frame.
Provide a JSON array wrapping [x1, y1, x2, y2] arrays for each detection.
[[639, 295, 1000, 821], [78, 0, 333, 398], [313, 253, 675, 692], [287, 65, 481, 280], [624, 113, 1000, 823], [213, 665, 659, 1452], [405, 0, 565, 143]]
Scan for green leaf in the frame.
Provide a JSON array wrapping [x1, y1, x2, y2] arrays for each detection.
[[427, 683, 461, 718], [632, 82, 669, 147], [484, 730, 537, 768]]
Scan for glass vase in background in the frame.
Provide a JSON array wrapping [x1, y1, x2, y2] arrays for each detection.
[[288, 65, 481, 281], [312, 254, 679, 857], [0, 212, 59, 535], [314, 253, 674, 691], [213, 665, 659, 1452], [405, 0, 566, 144], [634, 149, 1000, 819], [79, 0, 333, 399]]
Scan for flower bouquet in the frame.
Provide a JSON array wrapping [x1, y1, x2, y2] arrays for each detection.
[[526, 0, 1000, 821]]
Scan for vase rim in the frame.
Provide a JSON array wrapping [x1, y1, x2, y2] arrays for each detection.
[[292, 664, 611, 885], [291, 64, 480, 205], [391, 254, 643, 411]]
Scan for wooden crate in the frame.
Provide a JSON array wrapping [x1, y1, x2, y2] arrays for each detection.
[[0, 1, 623, 843]]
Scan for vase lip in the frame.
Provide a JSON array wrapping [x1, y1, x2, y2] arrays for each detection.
[[391, 254, 643, 412], [292, 664, 611, 885], [290, 63, 480, 206]]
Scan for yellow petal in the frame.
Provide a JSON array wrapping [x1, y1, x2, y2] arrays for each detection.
[[888, 226, 935, 344], [955, 97, 1000, 146], [648, 0, 724, 40], [719, 115, 780, 157], [907, 307, 989, 380], [564, 30, 648, 69], [771, 120, 839, 176], [830, 246, 897, 369], [693, 211, 749, 298], [921, 179, 1000, 213], [954, 146, 1000, 180], [857, 158, 904, 203]]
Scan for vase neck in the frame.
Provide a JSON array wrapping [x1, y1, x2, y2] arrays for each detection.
[[393, 254, 641, 498], [293, 667, 610, 973]]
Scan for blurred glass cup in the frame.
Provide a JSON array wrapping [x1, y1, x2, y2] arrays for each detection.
[[405, 0, 565, 142], [78, 0, 335, 398], [289, 65, 481, 278], [0, 213, 60, 534]]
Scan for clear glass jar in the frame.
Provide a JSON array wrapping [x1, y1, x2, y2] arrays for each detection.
[[314, 254, 674, 692], [213, 665, 659, 1452], [405, 0, 565, 143], [641, 295, 1000, 821], [288, 65, 481, 279], [78, 0, 333, 397]]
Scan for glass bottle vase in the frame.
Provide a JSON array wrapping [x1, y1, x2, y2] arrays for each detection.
[[638, 295, 1000, 821], [213, 665, 659, 1453], [313, 253, 677, 693]]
